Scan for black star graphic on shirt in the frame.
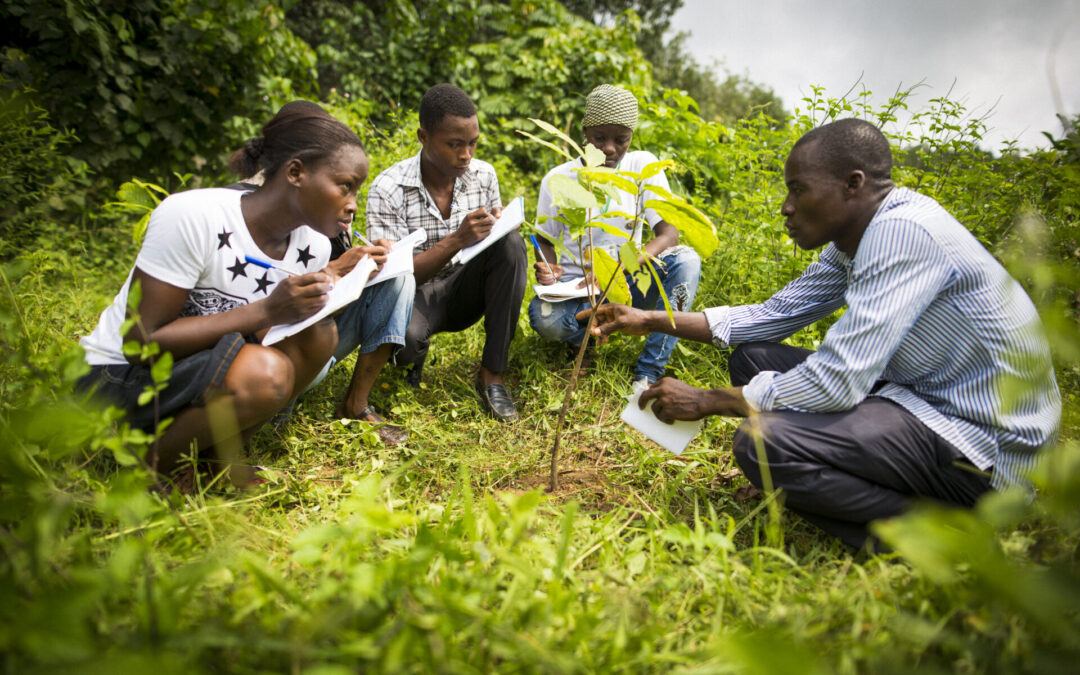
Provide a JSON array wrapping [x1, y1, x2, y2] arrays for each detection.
[[226, 257, 248, 281], [253, 272, 275, 295], [217, 228, 232, 250], [296, 245, 315, 267]]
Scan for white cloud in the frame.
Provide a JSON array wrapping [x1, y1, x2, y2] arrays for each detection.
[[670, 0, 1080, 150]]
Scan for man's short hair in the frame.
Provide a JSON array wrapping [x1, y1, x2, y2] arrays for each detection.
[[793, 118, 893, 184], [419, 83, 477, 132]]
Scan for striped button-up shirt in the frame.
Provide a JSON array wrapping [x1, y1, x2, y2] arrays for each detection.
[[705, 187, 1061, 489], [366, 152, 502, 261]]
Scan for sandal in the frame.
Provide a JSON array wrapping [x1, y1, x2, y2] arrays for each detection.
[[356, 405, 409, 446]]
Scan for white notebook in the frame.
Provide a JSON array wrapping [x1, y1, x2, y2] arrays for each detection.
[[366, 228, 426, 287], [451, 196, 525, 266], [262, 256, 378, 346]]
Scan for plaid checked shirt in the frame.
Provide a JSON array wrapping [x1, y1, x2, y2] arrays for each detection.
[[366, 153, 502, 266]]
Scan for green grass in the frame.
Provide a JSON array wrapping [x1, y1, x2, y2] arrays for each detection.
[[4, 223, 1077, 673]]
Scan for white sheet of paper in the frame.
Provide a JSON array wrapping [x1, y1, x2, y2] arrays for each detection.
[[366, 228, 426, 287], [620, 391, 704, 455], [532, 277, 598, 303], [262, 256, 378, 346], [451, 196, 525, 266]]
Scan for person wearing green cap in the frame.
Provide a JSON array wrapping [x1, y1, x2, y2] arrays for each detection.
[[528, 84, 702, 390]]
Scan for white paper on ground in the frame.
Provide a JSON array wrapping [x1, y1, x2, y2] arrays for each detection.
[[532, 277, 597, 303], [451, 196, 525, 265], [262, 256, 378, 346], [620, 391, 704, 455], [366, 228, 426, 287]]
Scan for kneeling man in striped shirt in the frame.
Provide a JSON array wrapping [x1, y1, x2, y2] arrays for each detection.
[[584, 118, 1061, 549]]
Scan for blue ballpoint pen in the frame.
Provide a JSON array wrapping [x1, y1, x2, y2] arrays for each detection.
[[244, 255, 297, 276], [529, 235, 556, 279]]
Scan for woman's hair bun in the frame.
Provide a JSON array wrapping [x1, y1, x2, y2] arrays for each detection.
[[245, 136, 266, 160]]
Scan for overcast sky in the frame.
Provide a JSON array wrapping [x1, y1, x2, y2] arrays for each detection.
[[669, 0, 1080, 151]]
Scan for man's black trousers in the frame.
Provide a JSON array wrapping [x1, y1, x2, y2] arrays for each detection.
[[399, 233, 527, 374], [728, 341, 993, 548]]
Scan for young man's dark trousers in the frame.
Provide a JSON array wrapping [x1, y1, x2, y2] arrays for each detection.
[[399, 233, 527, 375], [728, 341, 993, 549]]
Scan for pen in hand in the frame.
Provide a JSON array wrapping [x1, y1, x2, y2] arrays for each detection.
[[245, 255, 332, 289], [245, 255, 298, 276], [530, 235, 556, 281]]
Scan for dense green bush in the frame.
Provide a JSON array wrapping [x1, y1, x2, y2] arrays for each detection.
[[0, 85, 95, 259], [0, 0, 316, 184]]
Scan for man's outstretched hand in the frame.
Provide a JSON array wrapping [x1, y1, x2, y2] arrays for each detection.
[[575, 304, 652, 342], [639, 377, 752, 423]]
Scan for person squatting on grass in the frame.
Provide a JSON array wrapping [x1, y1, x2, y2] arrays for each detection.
[[77, 102, 373, 487], [583, 118, 1062, 549], [529, 84, 701, 389], [229, 101, 416, 447], [366, 83, 527, 422]]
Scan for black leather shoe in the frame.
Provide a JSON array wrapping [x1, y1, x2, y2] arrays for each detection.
[[476, 380, 519, 422]]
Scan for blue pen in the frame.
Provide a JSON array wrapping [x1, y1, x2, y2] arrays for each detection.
[[352, 230, 373, 247], [244, 255, 297, 276], [529, 235, 555, 279]]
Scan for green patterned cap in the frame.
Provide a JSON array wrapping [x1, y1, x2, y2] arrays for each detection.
[[583, 84, 638, 131]]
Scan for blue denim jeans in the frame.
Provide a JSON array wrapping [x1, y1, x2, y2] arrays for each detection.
[[304, 272, 415, 393], [528, 245, 701, 383]]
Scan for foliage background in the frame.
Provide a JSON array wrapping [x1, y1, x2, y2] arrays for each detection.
[[2, 0, 1079, 672]]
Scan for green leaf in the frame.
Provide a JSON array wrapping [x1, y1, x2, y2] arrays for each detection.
[[588, 219, 632, 242], [579, 168, 638, 195], [151, 351, 173, 386], [138, 386, 155, 407], [643, 199, 719, 259], [583, 143, 606, 168], [590, 248, 630, 305], [643, 257, 675, 326], [133, 213, 151, 243], [639, 159, 676, 179], [115, 181, 158, 210], [528, 118, 584, 157], [619, 240, 640, 275], [515, 129, 573, 161], [548, 174, 599, 209]]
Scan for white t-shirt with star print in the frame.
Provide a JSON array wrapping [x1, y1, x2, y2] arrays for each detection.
[[80, 187, 331, 366]]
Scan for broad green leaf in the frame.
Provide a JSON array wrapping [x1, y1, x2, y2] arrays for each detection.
[[548, 174, 600, 209], [579, 169, 638, 195], [618, 240, 640, 275], [631, 268, 652, 296], [586, 220, 632, 242], [528, 117, 584, 157], [583, 143, 606, 168], [589, 247, 630, 305], [639, 182, 677, 201], [115, 181, 159, 210], [591, 180, 622, 206], [133, 212, 151, 243], [639, 159, 676, 179], [644, 199, 719, 258]]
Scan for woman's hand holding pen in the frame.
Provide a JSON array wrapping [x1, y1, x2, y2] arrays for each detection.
[[264, 271, 334, 324], [329, 236, 394, 280]]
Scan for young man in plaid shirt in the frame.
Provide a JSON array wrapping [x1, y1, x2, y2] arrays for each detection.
[[366, 84, 527, 421]]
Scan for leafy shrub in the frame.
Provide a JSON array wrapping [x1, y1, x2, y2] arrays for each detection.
[[0, 0, 317, 184], [0, 85, 93, 259]]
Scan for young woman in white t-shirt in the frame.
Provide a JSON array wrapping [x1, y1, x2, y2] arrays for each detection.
[[79, 102, 375, 487]]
